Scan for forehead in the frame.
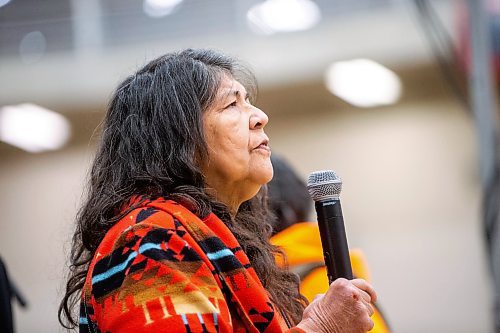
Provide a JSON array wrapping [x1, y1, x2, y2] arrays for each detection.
[[216, 75, 247, 98]]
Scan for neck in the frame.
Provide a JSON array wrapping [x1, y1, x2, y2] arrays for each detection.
[[218, 192, 241, 217], [205, 186, 242, 217]]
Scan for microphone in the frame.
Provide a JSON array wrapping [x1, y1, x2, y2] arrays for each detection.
[[307, 170, 353, 284]]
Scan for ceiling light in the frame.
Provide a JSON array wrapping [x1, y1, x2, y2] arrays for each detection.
[[19, 31, 46, 65], [0, 0, 11, 9], [143, 0, 183, 18], [0, 104, 71, 153], [324, 59, 402, 108], [247, 0, 321, 35]]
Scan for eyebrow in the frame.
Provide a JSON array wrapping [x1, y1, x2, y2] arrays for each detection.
[[223, 89, 250, 100], [232, 90, 250, 100]]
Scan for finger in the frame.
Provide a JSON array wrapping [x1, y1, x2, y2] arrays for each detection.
[[357, 288, 372, 303], [360, 298, 375, 317], [351, 279, 378, 303], [364, 317, 375, 332], [367, 303, 375, 317]]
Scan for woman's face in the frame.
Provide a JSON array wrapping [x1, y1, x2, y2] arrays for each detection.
[[201, 75, 273, 210]]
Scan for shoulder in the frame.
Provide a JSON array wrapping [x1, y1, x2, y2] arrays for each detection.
[[127, 199, 180, 229], [86, 198, 209, 294], [94, 199, 203, 265], [126, 197, 205, 230], [90, 200, 183, 260], [107, 197, 201, 244], [82, 199, 233, 332]]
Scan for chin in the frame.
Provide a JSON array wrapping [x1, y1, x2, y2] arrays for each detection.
[[264, 168, 274, 184], [256, 165, 274, 185], [248, 156, 274, 187]]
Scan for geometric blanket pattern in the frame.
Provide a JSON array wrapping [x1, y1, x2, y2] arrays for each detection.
[[79, 197, 304, 333]]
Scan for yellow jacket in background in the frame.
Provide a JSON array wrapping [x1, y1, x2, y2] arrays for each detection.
[[271, 222, 390, 333]]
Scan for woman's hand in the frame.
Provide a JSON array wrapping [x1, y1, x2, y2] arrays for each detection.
[[296, 278, 377, 333]]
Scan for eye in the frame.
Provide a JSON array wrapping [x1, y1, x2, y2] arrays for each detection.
[[225, 100, 237, 109]]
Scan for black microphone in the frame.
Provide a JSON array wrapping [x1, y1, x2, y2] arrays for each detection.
[[307, 170, 353, 284]]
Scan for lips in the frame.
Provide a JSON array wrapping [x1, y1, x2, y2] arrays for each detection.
[[254, 138, 271, 152]]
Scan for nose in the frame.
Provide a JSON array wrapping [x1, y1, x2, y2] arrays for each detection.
[[250, 106, 269, 130]]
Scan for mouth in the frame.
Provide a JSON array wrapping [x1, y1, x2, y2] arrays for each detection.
[[254, 138, 271, 152]]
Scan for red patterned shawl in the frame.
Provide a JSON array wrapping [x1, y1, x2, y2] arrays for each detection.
[[79, 197, 304, 333]]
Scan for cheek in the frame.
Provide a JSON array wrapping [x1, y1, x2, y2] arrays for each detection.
[[204, 116, 250, 168], [208, 115, 248, 151]]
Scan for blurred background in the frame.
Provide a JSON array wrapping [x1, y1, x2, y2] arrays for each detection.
[[1, 0, 499, 332]]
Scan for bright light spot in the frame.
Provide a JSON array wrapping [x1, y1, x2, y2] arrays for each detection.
[[324, 59, 402, 108], [0, 104, 71, 153], [19, 31, 46, 64], [0, 0, 11, 8], [247, 0, 321, 35], [143, 0, 183, 18]]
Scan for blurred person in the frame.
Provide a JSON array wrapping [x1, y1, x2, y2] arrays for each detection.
[[268, 155, 390, 333], [0, 256, 27, 333], [58, 49, 377, 333], [0, 257, 14, 333]]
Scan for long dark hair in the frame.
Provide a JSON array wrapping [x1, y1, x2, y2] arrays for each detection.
[[59, 49, 307, 329]]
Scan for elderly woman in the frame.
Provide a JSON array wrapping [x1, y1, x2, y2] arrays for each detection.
[[59, 49, 376, 333]]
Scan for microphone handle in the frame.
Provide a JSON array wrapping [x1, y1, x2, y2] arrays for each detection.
[[315, 200, 353, 284]]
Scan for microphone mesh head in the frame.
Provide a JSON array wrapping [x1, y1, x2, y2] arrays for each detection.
[[307, 170, 342, 201]]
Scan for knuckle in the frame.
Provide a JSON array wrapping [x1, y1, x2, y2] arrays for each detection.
[[333, 277, 349, 288], [352, 278, 364, 286], [350, 288, 360, 300]]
